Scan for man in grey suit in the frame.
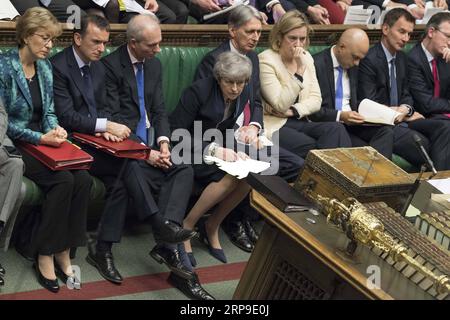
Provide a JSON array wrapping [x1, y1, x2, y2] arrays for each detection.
[[0, 98, 24, 286]]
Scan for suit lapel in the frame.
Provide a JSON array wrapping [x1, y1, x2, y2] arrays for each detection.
[[348, 67, 358, 110], [66, 47, 92, 108], [11, 56, 33, 109], [325, 49, 336, 108], [417, 45, 434, 84], [121, 46, 140, 110]]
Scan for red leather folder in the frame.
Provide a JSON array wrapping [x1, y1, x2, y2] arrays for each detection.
[[17, 141, 93, 171], [72, 133, 151, 160]]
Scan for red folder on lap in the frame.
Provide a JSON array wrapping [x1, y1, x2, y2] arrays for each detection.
[[72, 133, 151, 160], [17, 141, 93, 171]]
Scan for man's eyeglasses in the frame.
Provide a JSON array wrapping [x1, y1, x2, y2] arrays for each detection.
[[33, 33, 57, 46]]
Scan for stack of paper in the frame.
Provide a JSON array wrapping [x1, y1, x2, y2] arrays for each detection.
[[204, 156, 271, 179], [0, 1, 20, 20], [358, 98, 402, 125], [343, 5, 374, 25]]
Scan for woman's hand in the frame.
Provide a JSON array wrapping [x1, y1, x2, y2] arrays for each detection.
[[54, 126, 67, 140], [40, 129, 65, 147], [293, 46, 308, 75]]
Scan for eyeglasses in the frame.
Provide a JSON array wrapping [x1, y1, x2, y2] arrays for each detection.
[[33, 33, 57, 46], [435, 28, 450, 41]]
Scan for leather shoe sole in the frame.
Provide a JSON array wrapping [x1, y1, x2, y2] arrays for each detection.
[[86, 254, 123, 285], [149, 249, 194, 280], [168, 273, 215, 300]]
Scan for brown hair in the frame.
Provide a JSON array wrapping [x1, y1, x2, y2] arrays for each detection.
[[382, 8, 415, 28], [16, 7, 62, 48], [269, 10, 311, 52]]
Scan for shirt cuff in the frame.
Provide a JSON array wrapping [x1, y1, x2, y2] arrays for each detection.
[[248, 122, 262, 131], [157, 136, 170, 145], [266, 0, 280, 11], [336, 111, 341, 122], [382, 0, 390, 8], [95, 118, 107, 132]]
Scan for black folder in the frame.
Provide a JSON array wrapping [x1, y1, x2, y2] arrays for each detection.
[[247, 173, 312, 213]]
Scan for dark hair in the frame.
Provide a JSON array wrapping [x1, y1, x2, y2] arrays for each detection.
[[74, 14, 110, 37], [425, 12, 450, 37], [382, 8, 415, 28]]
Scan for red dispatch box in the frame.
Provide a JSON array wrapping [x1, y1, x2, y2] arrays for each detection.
[[17, 141, 93, 171], [72, 133, 151, 160]]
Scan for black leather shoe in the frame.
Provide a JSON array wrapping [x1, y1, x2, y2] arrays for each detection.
[[154, 220, 197, 244], [86, 252, 123, 284], [224, 222, 254, 253], [168, 272, 215, 300], [55, 264, 81, 290], [0, 262, 5, 276], [149, 245, 194, 279], [243, 219, 259, 245], [34, 263, 59, 293]]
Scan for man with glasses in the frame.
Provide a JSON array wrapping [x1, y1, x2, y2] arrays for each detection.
[[407, 12, 450, 120]]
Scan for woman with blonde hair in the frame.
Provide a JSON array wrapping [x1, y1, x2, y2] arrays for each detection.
[[259, 10, 351, 159], [0, 7, 92, 293]]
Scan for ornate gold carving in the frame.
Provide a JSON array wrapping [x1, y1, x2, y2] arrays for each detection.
[[315, 194, 450, 295]]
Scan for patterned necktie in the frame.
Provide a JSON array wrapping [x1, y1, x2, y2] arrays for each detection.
[[135, 62, 147, 145], [81, 65, 97, 118], [335, 66, 343, 111], [389, 58, 398, 106]]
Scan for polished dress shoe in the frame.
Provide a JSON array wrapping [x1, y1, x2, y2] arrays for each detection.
[[55, 264, 81, 290], [149, 245, 194, 279], [86, 252, 123, 284], [154, 220, 197, 244], [34, 264, 59, 293], [198, 221, 227, 263], [243, 219, 259, 245], [224, 221, 254, 253], [0, 262, 5, 276], [168, 272, 215, 300]]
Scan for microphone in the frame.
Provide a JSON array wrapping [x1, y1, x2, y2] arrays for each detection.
[[413, 134, 437, 176]]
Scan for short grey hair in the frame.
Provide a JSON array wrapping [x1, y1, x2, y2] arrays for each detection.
[[213, 51, 252, 82], [228, 5, 263, 29], [127, 14, 160, 42]]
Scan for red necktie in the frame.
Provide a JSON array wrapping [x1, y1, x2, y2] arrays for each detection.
[[432, 59, 440, 98], [243, 101, 251, 126]]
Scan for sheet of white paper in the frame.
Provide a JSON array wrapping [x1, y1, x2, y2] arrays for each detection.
[[123, 0, 156, 15], [0, 1, 20, 20], [92, 0, 111, 7], [204, 156, 271, 179], [428, 178, 450, 194], [343, 6, 374, 25], [203, 0, 249, 21], [358, 98, 401, 125]]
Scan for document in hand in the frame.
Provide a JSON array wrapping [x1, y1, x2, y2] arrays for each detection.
[[416, 3, 448, 24], [247, 173, 312, 213], [72, 133, 151, 160], [343, 5, 374, 25], [0, 1, 20, 20], [17, 141, 93, 171], [204, 155, 271, 179], [358, 98, 402, 125], [203, 0, 249, 21]]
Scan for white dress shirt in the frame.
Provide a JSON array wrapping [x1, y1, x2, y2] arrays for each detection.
[[330, 46, 351, 122]]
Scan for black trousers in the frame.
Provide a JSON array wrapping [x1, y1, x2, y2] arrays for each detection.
[[394, 119, 450, 171], [118, 0, 188, 23], [275, 118, 352, 159], [20, 150, 92, 256], [346, 125, 394, 159]]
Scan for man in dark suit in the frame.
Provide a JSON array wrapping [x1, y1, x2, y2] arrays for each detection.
[[408, 12, 450, 120], [313, 28, 394, 159], [195, 5, 304, 253], [51, 14, 196, 286], [358, 8, 450, 171], [101, 14, 213, 300]]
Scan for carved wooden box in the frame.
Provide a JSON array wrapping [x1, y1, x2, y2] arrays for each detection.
[[294, 147, 415, 211]]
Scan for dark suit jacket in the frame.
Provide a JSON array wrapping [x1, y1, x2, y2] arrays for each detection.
[[51, 46, 109, 134], [358, 42, 414, 107], [407, 42, 450, 117], [194, 41, 263, 128], [101, 44, 170, 141], [312, 47, 358, 122], [170, 76, 251, 151]]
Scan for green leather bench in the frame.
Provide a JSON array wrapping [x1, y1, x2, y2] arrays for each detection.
[[0, 45, 415, 212]]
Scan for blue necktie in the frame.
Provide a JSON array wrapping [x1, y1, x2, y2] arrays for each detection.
[[335, 66, 343, 111], [81, 65, 97, 118], [135, 62, 147, 145], [389, 58, 398, 106]]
